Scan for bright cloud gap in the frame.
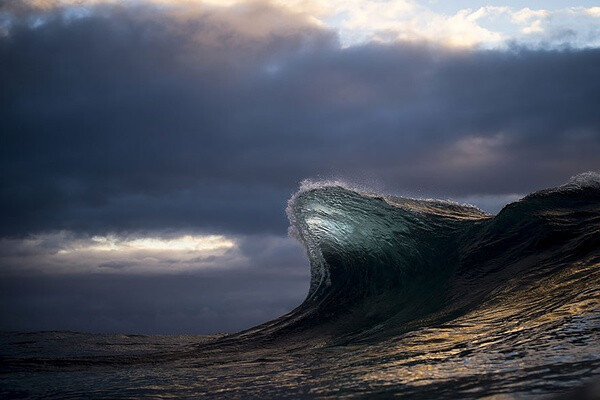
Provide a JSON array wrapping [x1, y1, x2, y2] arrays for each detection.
[[0, 233, 240, 274], [58, 234, 235, 254]]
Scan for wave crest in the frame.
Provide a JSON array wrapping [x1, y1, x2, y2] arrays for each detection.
[[256, 174, 600, 342]]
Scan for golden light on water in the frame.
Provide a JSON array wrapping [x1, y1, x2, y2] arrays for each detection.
[[352, 260, 600, 389]]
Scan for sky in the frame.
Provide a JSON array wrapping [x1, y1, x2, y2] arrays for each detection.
[[1, 0, 599, 334]]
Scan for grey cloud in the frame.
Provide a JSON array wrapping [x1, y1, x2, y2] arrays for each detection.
[[0, 3, 599, 238], [97, 261, 135, 270]]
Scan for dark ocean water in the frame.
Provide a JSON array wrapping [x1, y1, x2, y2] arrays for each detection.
[[1, 173, 600, 399]]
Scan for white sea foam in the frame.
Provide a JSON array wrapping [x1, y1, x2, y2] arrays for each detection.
[[564, 171, 600, 190]]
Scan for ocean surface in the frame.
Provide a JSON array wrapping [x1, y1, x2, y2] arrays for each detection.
[[1, 173, 600, 399]]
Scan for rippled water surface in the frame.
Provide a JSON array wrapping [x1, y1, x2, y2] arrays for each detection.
[[1, 292, 599, 399], [2, 260, 598, 398]]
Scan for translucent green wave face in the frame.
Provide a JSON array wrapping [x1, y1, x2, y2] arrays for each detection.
[[287, 185, 481, 300]]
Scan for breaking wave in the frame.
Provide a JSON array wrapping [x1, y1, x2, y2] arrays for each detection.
[[236, 172, 600, 344]]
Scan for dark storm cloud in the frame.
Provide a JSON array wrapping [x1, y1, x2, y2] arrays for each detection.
[[1, 2, 599, 237]]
